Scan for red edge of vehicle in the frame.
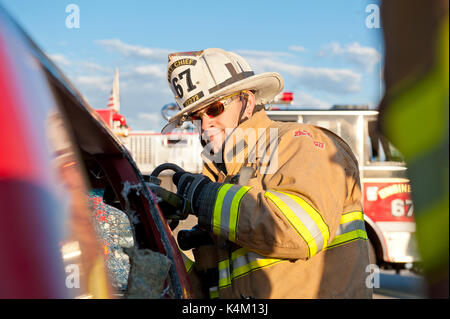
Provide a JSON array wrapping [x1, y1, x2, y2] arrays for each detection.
[[0, 5, 192, 298]]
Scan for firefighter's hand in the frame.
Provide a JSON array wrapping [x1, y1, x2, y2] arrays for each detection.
[[172, 172, 211, 216]]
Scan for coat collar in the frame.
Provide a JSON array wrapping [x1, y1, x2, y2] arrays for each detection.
[[201, 110, 274, 178]]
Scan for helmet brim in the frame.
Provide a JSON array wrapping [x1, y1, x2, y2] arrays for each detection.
[[161, 72, 283, 134]]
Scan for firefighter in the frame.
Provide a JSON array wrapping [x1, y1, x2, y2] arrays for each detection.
[[163, 48, 372, 298]]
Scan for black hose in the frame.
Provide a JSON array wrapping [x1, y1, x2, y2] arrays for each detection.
[[150, 163, 184, 177], [150, 163, 186, 231]]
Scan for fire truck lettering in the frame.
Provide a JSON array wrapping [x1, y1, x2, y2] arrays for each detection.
[[378, 183, 411, 199], [391, 198, 415, 217]]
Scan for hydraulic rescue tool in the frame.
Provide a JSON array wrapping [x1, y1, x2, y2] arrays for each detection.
[[146, 163, 212, 251]]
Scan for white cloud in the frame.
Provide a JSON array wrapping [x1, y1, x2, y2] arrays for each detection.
[[48, 53, 71, 66], [75, 76, 111, 91], [246, 57, 362, 94], [49, 43, 373, 130], [47, 49, 174, 128], [291, 91, 330, 109], [95, 39, 171, 61], [319, 42, 381, 73], [235, 49, 292, 59], [82, 61, 112, 73], [289, 45, 307, 53], [134, 112, 165, 130], [133, 64, 166, 79], [138, 112, 160, 122]]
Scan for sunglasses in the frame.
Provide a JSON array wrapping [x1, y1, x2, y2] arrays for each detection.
[[188, 91, 248, 122]]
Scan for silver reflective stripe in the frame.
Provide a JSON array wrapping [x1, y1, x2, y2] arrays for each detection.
[[218, 249, 285, 288], [232, 251, 264, 270], [335, 219, 365, 236], [219, 185, 242, 239], [267, 190, 325, 252], [209, 286, 218, 292], [219, 266, 230, 282]]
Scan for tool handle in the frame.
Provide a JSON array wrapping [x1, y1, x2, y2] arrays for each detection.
[[177, 226, 214, 250]]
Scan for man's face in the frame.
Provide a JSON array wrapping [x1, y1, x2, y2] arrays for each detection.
[[198, 95, 244, 154]]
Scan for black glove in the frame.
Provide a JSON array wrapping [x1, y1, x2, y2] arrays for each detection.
[[172, 172, 222, 223], [172, 172, 210, 215]]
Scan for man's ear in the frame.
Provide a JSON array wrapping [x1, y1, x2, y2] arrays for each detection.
[[244, 91, 256, 117]]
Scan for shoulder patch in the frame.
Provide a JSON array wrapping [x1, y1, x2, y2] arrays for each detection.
[[293, 129, 312, 138], [313, 141, 325, 149], [293, 129, 325, 149]]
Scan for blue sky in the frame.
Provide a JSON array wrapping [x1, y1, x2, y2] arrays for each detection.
[[1, 0, 383, 131]]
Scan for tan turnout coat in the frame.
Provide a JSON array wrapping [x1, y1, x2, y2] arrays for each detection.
[[187, 110, 372, 299]]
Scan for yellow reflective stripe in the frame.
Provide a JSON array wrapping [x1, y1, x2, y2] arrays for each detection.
[[218, 259, 231, 288], [281, 191, 330, 249], [179, 250, 195, 274], [231, 250, 285, 280], [217, 211, 368, 290], [228, 186, 251, 242], [329, 229, 368, 248], [231, 247, 283, 269], [218, 185, 241, 240], [218, 248, 286, 289], [265, 191, 316, 257], [213, 184, 251, 241], [230, 246, 248, 260], [265, 190, 330, 258], [209, 286, 219, 299], [218, 259, 229, 269], [340, 211, 364, 224], [328, 211, 367, 249], [213, 184, 233, 236], [184, 257, 194, 274]]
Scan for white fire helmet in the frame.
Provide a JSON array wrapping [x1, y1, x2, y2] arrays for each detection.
[[162, 48, 284, 133]]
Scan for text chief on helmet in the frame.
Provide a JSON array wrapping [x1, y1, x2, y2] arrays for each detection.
[[162, 48, 372, 299]]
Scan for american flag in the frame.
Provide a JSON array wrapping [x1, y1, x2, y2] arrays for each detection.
[[107, 68, 120, 112]]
